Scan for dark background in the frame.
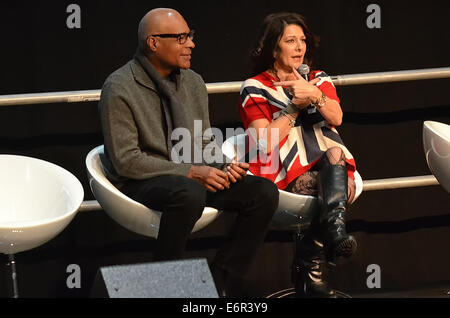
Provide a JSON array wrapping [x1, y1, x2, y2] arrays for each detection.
[[0, 0, 449, 297]]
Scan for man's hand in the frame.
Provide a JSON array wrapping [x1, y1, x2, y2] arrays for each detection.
[[273, 67, 320, 108], [187, 165, 230, 192], [224, 160, 250, 183]]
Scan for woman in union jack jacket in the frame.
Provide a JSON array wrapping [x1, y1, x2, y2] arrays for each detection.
[[239, 12, 357, 298]]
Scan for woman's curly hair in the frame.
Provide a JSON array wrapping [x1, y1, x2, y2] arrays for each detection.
[[250, 12, 319, 76]]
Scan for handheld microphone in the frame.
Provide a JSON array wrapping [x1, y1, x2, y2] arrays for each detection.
[[298, 64, 310, 81]]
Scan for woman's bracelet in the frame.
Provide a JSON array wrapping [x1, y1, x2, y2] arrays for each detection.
[[313, 91, 327, 109], [281, 112, 296, 127]]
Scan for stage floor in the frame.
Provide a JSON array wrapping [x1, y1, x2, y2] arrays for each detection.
[[351, 283, 450, 298], [266, 283, 450, 298]]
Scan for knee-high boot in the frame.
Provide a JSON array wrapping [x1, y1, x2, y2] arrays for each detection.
[[318, 164, 357, 260]]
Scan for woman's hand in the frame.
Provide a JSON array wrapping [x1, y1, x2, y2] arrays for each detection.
[[224, 160, 249, 183], [273, 67, 321, 109]]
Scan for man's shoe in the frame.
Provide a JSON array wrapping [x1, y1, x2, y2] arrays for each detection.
[[210, 263, 244, 298]]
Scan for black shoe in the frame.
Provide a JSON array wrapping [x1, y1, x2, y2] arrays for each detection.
[[210, 264, 244, 298], [210, 263, 227, 297]]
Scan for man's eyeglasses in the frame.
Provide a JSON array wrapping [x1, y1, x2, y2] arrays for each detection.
[[149, 30, 195, 44]]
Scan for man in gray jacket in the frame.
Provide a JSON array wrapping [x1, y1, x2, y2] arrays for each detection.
[[99, 8, 279, 297]]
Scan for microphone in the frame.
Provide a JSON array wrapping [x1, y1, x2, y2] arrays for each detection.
[[298, 64, 310, 81]]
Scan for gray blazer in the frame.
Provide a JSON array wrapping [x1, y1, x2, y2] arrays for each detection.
[[99, 58, 225, 183]]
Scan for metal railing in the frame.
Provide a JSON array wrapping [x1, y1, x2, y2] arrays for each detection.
[[330, 67, 450, 86], [77, 175, 440, 212], [362, 175, 439, 191], [1, 67, 450, 106], [0, 67, 448, 212]]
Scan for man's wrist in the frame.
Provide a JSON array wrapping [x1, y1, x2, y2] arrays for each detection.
[[187, 164, 196, 178]]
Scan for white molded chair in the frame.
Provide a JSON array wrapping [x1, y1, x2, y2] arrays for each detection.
[[222, 133, 363, 298], [423, 121, 450, 193], [222, 134, 363, 229], [85, 145, 220, 239], [0, 155, 84, 253], [0, 155, 84, 297]]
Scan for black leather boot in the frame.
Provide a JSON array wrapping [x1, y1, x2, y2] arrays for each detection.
[[294, 234, 336, 298], [318, 164, 357, 260]]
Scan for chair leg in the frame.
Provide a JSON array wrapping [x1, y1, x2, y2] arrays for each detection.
[[291, 226, 305, 288], [3, 254, 19, 298]]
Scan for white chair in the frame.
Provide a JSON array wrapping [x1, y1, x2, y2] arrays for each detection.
[[222, 134, 363, 229], [423, 121, 450, 193], [222, 133, 363, 298], [0, 155, 84, 297], [85, 145, 220, 239]]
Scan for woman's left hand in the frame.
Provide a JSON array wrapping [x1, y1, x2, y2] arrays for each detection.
[[224, 160, 249, 183], [273, 67, 321, 108]]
